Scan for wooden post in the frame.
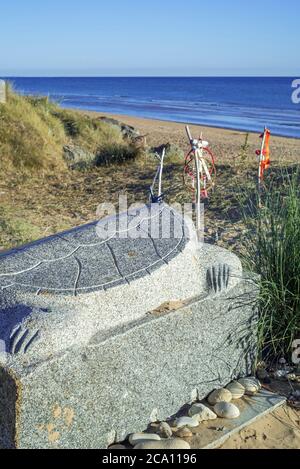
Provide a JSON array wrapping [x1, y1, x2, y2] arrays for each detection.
[[195, 148, 201, 237], [0, 80, 6, 104], [186, 125, 202, 239], [185, 125, 192, 143]]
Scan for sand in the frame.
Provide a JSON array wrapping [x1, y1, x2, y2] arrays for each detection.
[[86, 111, 300, 164], [220, 404, 300, 449]]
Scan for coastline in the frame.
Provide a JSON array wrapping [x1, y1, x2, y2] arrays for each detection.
[[69, 107, 300, 141], [79, 109, 300, 164]]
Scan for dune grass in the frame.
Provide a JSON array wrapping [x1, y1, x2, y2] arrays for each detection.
[[240, 170, 300, 361], [0, 87, 66, 172], [0, 86, 142, 174]]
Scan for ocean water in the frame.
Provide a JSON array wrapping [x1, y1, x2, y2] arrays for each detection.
[[5, 77, 300, 138]]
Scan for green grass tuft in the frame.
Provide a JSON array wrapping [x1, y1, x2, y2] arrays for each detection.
[[240, 170, 300, 360]]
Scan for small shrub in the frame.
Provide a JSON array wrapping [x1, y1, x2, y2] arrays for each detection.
[[239, 133, 250, 161], [95, 143, 141, 166]]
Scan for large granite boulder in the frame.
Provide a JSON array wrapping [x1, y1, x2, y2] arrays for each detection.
[[97, 116, 140, 140], [63, 144, 96, 170], [0, 203, 258, 448]]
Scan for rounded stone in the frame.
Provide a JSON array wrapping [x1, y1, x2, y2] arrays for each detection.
[[238, 377, 261, 395], [134, 438, 191, 450], [188, 403, 217, 422], [207, 388, 232, 405], [175, 427, 193, 438], [158, 422, 173, 438], [214, 402, 240, 419], [287, 373, 298, 382], [226, 381, 245, 399], [109, 444, 127, 449], [175, 416, 199, 428], [129, 432, 161, 446]]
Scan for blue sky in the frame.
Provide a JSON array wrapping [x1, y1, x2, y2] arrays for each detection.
[[1, 0, 299, 76]]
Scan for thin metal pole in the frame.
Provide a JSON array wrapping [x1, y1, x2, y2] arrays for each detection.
[[158, 148, 165, 198]]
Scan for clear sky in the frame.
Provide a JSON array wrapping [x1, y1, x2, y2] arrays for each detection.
[[1, 0, 299, 76]]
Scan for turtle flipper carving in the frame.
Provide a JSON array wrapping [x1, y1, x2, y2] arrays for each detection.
[[206, 263, 230, 294], [9, 326, 40, 355]]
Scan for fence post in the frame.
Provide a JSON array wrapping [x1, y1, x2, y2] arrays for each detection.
[[0, 80, 7, 104]]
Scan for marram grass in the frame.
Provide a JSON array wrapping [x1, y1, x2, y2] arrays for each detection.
[[240, 170, 300, 361], [0, 85, 142, 174]]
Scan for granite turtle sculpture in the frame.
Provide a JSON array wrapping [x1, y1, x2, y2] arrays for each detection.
[[0, 203, 241, 363], [0, 203, 256, 450]]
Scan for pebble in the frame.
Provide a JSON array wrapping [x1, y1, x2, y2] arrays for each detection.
[[175, 415, 199, 428], [273, 370, 288, 380], [238, 377, 261, 395], [207, 388, 232, 405], [134, 439, 191, 450], [109, 444, 127, 449], [226, 381, 245, 399], [129, 433, 161, 446], [214, 402, 240, 419], [287, 373, 300, 382], [174, 427, 193, 438], [158, 422, 173, 438], [254, 377, 262, 388], [188, 403, 217, 422]]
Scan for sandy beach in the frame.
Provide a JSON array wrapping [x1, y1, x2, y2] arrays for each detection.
[[86, 112, 300, 164]]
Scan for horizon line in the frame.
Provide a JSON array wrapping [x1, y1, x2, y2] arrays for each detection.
[[2, 75, 298, 79]]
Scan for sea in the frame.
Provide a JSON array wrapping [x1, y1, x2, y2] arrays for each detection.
[[5, 77, 300, 139]]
